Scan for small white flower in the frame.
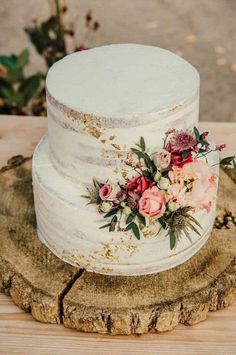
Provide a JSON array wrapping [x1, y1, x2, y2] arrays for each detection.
[[100, 201, 112, 213], [158, 177, 170, 190], [123, 206, 132, 215], [167, 201, 180, 212], [154, 171, 162, 182]]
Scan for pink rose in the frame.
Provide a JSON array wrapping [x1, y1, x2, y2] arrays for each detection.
[[128, 175, 152, 195], [168, 161, 217, 212], [99, 183, 121, 201], [139, 186, 166, 218], [153, 149, 171, 169]]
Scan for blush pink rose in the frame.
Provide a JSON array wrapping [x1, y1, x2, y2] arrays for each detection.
[[99, 183, 121, 201], [139, 186, 166, 218], [168, 160, 217, 212], [128, 175, 152, 195], [153, 149, 171, 169]]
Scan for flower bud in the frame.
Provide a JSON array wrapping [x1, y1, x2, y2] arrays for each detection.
[[167, 201, 180, 212], [158, 177, 170, 190], [100, 201, 112, 213], [154, 171, 162, 182], [123, 206, 132, 215]]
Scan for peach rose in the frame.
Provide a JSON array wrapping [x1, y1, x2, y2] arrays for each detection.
[[99, 183, 121, 201], [139, 186, 166, 218], [168, 160, 217, 212]]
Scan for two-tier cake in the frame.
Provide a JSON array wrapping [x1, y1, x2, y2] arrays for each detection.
[[32, 44, 219, 275]]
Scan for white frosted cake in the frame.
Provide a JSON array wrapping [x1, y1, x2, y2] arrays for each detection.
[[33, 44, 219, 275]]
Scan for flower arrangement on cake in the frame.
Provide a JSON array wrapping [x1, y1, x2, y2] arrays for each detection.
[[83, 127, 235, 249]]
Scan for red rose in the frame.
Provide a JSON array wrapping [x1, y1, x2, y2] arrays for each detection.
[[128, 175, 152, 195], [171, 152, 193, 167]]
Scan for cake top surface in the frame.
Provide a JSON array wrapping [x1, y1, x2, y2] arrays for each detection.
[[46, 43, 199, 118]]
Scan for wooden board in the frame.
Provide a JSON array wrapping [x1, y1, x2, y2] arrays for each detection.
[[0, 155, 235, 337]]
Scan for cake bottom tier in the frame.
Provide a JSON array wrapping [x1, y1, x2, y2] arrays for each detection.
[[32, 135, 218, 276]]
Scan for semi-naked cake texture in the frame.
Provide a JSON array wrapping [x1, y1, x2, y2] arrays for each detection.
[[32, 44, 219, 275]]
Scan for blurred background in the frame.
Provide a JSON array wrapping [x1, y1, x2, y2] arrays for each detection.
[[0, 0, 235, 121]]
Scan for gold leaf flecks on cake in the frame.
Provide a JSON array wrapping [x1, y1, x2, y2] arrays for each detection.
[[61, 251, 85, 267], [109, 135, 116, 140], [100, 267, 114, 274], [117, 152, 124, 158], [84, 124, 102, 138], [140, 218, 159, 238], [126, 244, 138, 255], [169, 104, 181, 112], [102, 243, 119, 261], [111, 143, 121, 150], [121, 169, 128, 178]]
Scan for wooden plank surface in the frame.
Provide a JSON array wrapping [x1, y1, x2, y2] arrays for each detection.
[[0, 115, 236, 354]]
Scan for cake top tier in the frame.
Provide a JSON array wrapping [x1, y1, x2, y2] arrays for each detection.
[[46, 43, 199, 118]]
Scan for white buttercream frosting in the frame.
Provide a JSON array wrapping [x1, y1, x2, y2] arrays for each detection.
[[46, 44, 199, 118], [32, 44, 218, 275]]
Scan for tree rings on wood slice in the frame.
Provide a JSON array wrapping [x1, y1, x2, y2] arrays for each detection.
[[0, 157, 235, 334]]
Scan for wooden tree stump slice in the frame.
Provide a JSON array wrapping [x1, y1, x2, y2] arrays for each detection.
[[0, 157, 235, 335], [0, 157, 80, 324]]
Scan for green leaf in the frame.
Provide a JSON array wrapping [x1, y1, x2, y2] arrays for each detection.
[[16, 49, 29, 68], [1, 87, 24, 107], [109, 215, 118, 232], [194, 126, 200, 141], [125, 222, 134, 231], [0, 78, 11, 96], [159, 217, 168, 229], [187, 214, 202, 229], [99, 222, 111, 229], [104, 208, 119, 218], [233, 159, 236, 171], [220, 156, 235, 166], [6, 67, 23, 83], [140, 136, 146, 152], [182, 149, 191, 160], [19, 74, 42, 104], [137, 213, 146, 226], [131, 223, 141, 240], [0, 55, 17, 68], [142, 170, 151, 177], [199, 140, 209, 147], [143, 153, 154, 169], [80, 195, 90, 199], [126, 213, 135, 224], [0, 86, 14, 100], [188, 222, 201, 236], [131, 148, 144, 159], [170, 231, 177, 250], [131, 148, 154, 173], [125, 222, 140, 240]]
